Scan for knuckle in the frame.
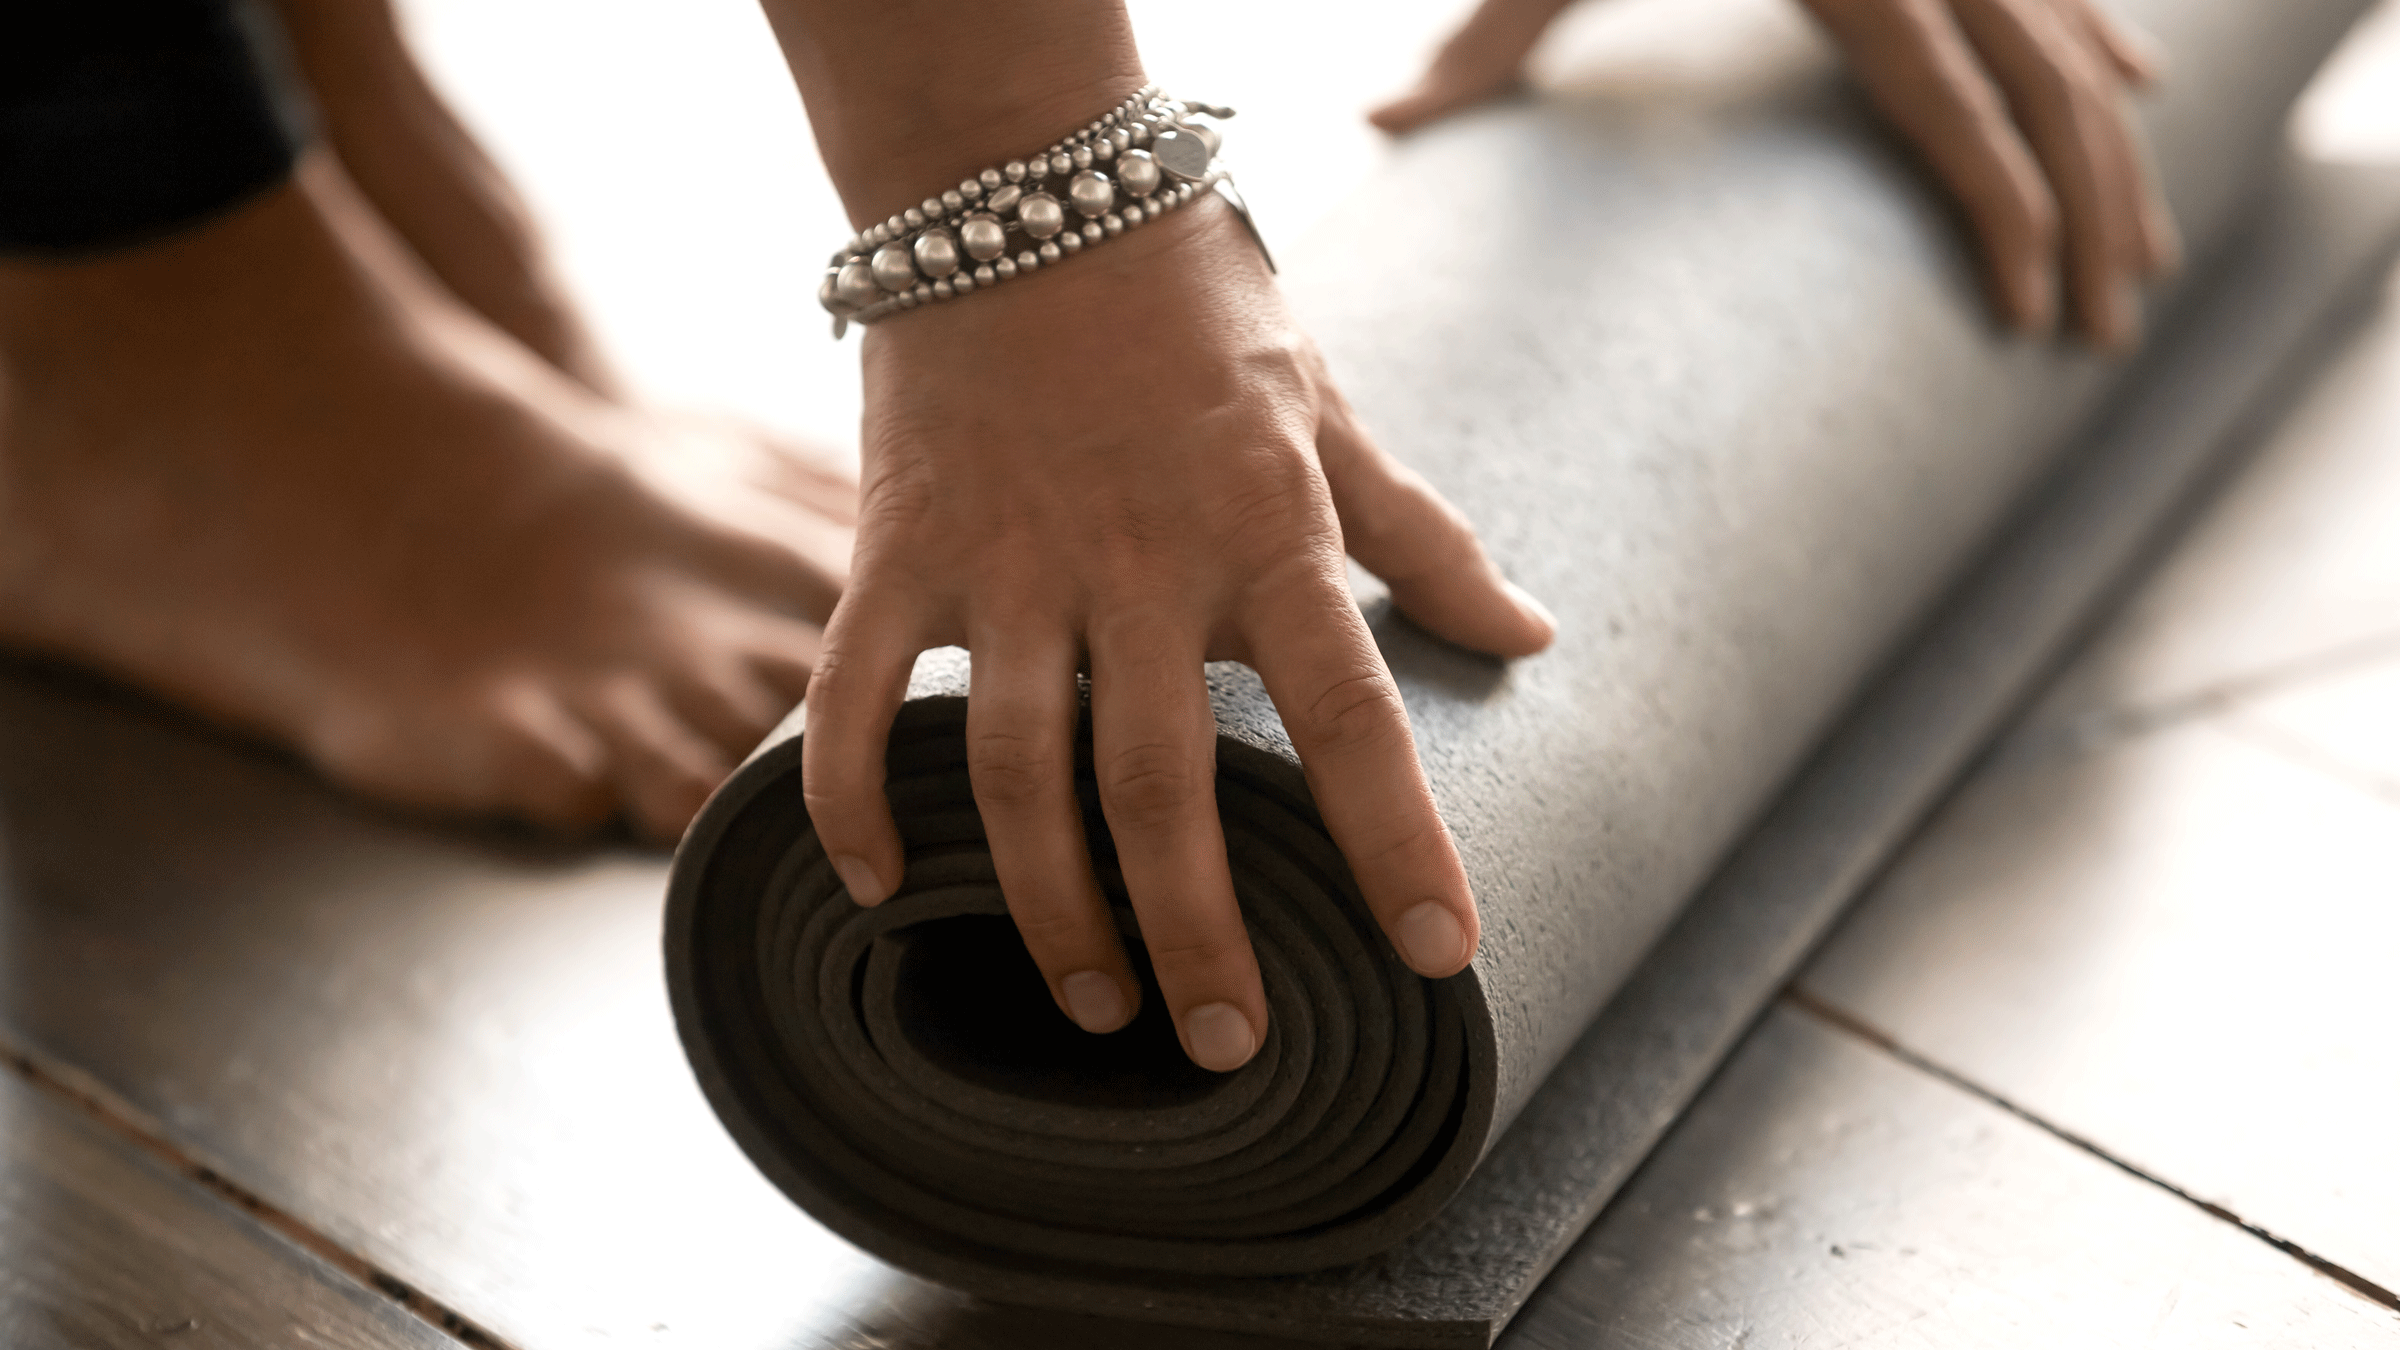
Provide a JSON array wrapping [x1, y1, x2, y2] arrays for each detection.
[[1300, 672, 1409, 755], [802, 644, 862, 707], [1009, 903, 1092, 951], [1360, 484, 1479, 582], [855, 459, 938, 537], [1215, 477, 1309, 545], [798, 780, 858, 826], [968, 728, 1067, 810], [800, 756, 878, 828], [1096, 496, 1171, 553], [1099, 741, 1209, 828], [1142, 928, 1252, 977], [1208, 446, 1339, 560], [1233, 329, 1316, 397], [1351, 819, 1441, 871]]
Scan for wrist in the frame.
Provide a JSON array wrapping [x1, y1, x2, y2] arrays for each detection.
[[856, 195, 1278, 410], [761, 1, 1146, 227]]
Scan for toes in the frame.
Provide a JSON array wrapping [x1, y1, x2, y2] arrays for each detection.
[[743, 618, 823, 708], [301, 682, 613, 834], [663, 658, 791, 764], [750, 427, 862, 526], [662, 517, 850, 630], [303, 707, 441, 815], [650, 410, 862, 526], [573, 676, 734, 844], [483, 681, 615, 832]]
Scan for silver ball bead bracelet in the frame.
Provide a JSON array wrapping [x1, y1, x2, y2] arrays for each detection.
[[816, 85, 1273, 338]]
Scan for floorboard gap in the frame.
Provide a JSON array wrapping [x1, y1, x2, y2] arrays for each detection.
[[1781, 986, 2400, 1313], [0, 1029, 516, 1350], [2217, 708, 2400, 805], [2000, 625, 2400, 771]]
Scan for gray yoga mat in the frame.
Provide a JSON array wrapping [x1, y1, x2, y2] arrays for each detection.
[[666, 0, 2383, 1342]]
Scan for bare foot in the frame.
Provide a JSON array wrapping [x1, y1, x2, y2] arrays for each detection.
[[270, 0, 864, 587], [0, 154, 852, 841], [1369, 0, 1568, 135]]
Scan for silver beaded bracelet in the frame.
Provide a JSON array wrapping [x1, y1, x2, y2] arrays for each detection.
[[816, 85, 1272, 337]]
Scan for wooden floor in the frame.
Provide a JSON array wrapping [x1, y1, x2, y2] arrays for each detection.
[[6, 2, 2400, 1347]]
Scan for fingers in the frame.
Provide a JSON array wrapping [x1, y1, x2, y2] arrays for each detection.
[[1366, 82, 1503, 138], [2062, 0, 2163, 85], [1245, 583, 1480, 982], [1809, 0, 2061, 332], [2073, 65, 2181, 284], [2129, 143, 2181, 280], [1949, 0, 2156, 348], [1316, 400, 1556, 658], [967, 633, 1141, 1035], [2105, 75, 2181, 278], [1087, 619, 1264, 1072], [800, 593, 925, 906], [1368, 0, 1573, 135]]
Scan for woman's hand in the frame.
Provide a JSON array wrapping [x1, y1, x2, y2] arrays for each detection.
[[1371, 0, 2180, 347], [1803, 0, 2179, 347], [799, 200, 1557, 1071]]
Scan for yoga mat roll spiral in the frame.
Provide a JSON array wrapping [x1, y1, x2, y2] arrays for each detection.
[[674, 657, 1495, 1276], [667, 0, 2379, 1339]]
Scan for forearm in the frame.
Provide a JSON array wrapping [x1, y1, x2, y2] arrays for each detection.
[[757, 0, 1146, 227]]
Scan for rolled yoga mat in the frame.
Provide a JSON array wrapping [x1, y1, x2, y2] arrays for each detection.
[[666, 0, 2384, 1342]]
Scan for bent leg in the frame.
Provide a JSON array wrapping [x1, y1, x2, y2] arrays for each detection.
[[0, 0, 308, 253], [267, 0, 628, 395]]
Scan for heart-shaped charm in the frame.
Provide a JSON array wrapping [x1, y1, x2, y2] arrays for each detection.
[[1151, 127, 1213, 181]]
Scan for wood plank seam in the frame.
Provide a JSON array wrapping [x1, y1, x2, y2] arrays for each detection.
[[1779, 986, 2400, 1314], [2216, 706, 2400, 806], [0, 1029, 509, 1350], [1995, 625, 2400, 773]]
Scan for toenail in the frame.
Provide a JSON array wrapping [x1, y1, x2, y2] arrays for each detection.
[[1061, 971, 1129, 1034], [1184, 1003, 1257, 1072], [1395, 902, 1469, 975], [831, 854, 887, 907]]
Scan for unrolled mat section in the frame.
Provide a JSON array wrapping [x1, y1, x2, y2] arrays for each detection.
[[667, 0, 2384, 1344]]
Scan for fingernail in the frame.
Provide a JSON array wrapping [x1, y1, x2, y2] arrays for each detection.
[[1184, 1002, 1258, 1072], [1396, 901, 1470, 975], [1062, 971, 1130, 1034], [1502, 580, 1559, 638], [830, 853, 887, 907]]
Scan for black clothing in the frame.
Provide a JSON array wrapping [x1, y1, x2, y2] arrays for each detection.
[[1, 0, 310, 254]]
